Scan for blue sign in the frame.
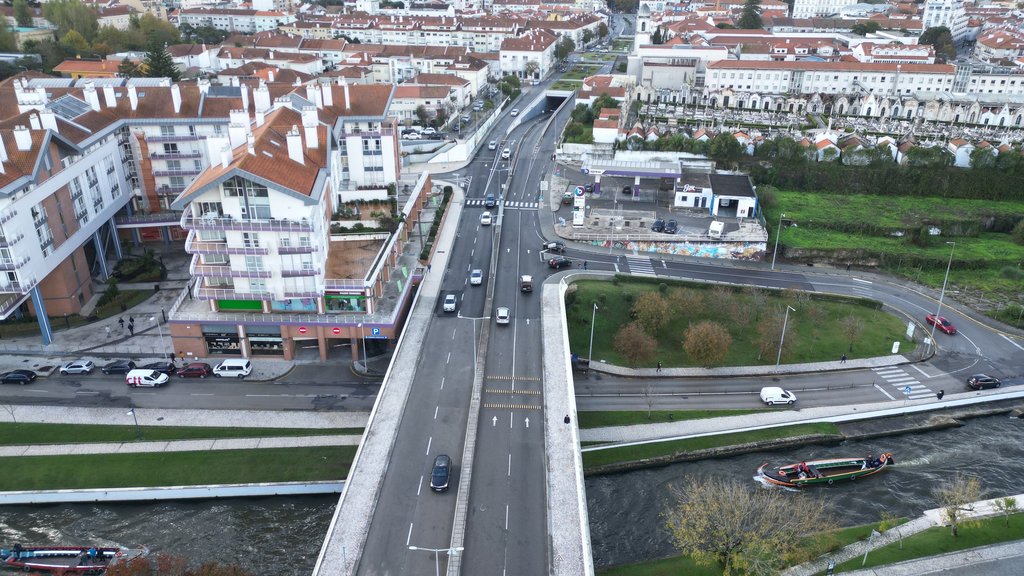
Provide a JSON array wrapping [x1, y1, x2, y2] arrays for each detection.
[[574, 186, 586, 197], [366, 327, 387, 340], [903, 386, 912, 395], [371, 327, 381, 336], [581, 167, 590, 175]]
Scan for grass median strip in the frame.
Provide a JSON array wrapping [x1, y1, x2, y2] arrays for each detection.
[[582, 422, 840, 471], [0, 423, 364, 445], [0, 446, 357, 491], [578, 410, 760, 429]]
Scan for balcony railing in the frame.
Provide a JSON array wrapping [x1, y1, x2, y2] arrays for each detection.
[[190, 262, 272, 278], [278, 244, 318, 254], [0, 209, 15, 225], [75, 208, 89, 221], [281, 267, 321, 277], [184, 230, 270, 255], [70, 188, 84, 201], [153, 169, 203, 177], [0, 278, 33, 294], [323, 278, 365, 290], [147, 135, 202, 143], [157, 185, 187, 196], [150, 151, 203, 160], [0, 255, 30, 271], [194, 286, 273, 301], [180, 211, 315, 233], [0, 233, 24, 248], [116, 211, 185, 225], [32, 213, 48, 227], [283, 290, 321, 298]]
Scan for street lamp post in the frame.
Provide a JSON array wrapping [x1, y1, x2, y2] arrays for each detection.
[[771, 212, 785, 270], [588, 302, 599, 361], [776, 305, 796, 371], [357, 323, 368, 373], [927, 241, 956, 355], [150, 316, 168, 358], [408, 546, 464, 576], [126, 408, 141, 439]]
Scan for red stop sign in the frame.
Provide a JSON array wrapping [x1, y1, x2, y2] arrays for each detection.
[[332, 327, 341, 335]]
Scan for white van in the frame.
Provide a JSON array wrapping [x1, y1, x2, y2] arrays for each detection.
[[760, 387, 796, 406], [213, 359, 252, 379], [126, 369, 169, 388]]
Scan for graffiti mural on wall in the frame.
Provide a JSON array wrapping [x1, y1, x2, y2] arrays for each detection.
[[590, 240, 767, 261]]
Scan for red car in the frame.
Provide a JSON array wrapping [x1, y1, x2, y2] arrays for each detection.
[[926, 314, 956, 335], [176, 362, 213, 378]]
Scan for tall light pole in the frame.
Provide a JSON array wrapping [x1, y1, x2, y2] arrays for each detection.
[[588, 302, 599, 361], [776, 305, 796, 371], [126, 408, 141, 439], [357, 322, 368, 373], [408, 545, 463, 576], [771, 212, 785, 270], [927, 241, 956, 355], [150, 316, 168, 359]]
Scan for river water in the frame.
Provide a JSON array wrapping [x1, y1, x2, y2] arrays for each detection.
[[586, 415, 1024, 569]]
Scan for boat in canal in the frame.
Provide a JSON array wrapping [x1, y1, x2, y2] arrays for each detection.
[[758, 453, 895, 488], [1, 544, 146, 574]]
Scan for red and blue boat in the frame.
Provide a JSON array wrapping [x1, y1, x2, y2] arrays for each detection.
[[758, 453, 895, 488], [1, 544, 146, 574]]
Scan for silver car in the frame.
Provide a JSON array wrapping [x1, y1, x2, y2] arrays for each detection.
[[59, 359, 94, 375], [470, 269, 483, 285], [496, 307, 511, 325]]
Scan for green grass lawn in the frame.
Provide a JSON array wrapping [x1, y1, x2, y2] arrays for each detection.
[[612, 38, 632, 51], [578, 410, 760, 429], [550, 80, 582, 91], [582, 423, 840, 471], [566, 278, 914, 369], [0, 446, 357, 491], [0, 423, 363, 445], [831, 512, 1024, 573]]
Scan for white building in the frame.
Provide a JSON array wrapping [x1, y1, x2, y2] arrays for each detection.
[[499, 28, 558, 81], [792, 0, 859, 19], [922, 0, 968, 45], [177, 8, 297, 33]]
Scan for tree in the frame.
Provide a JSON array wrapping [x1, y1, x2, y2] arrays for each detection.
[[414, 104, 430, 127], [524, 60, 539, 80], [59, 29, 90, 53], [14, 0, 33, 28], [631, 292, 670, 335], [905, 145, 950, 168], [118, 59, 141, 78], [42, 0, 99, 42], [0, 21, 17, 53], [136, 13, 181, 48], [651, 26, 663, 45], [934, 473, 982, 537], [919, 26, 956, 61], [737, 0, 763, 30], [597, 22, 609, 39], [969, 147, 997, 170], [142, 41, 180, 81], [581, 29, 595, 45], [842, 313, 866, 353], [994, 496, 1018, 527], [1012, 219, 1024, 246], [554, 36, 576, 62], [851, 21, 880, 36], [667, 288, 704, 320], [709, 133, 744, 167], [683, 321, 732, 367], [613, 321, 656, 367], [666, 476, 834, 575]]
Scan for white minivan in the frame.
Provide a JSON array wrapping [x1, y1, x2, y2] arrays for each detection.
[[214, 359, 252, 378], [760, 386, 796, 406], [126, 369, 169, 388]]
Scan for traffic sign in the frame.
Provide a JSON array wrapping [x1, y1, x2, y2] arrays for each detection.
[[574, 186, 586, 197], [903, 385, 912, 395], [298, 326, 308, 335], [581, 167, 590, 175], [332, 327, 342, 335]]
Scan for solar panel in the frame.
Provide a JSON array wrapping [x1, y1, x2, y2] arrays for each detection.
[[126, 78, 168, 87], [26, 78, 75, 88], [289, 94, 313, 108], [74, 78, 125, 88], [46, 95, 92, 120], [207, 85, 241, 98]]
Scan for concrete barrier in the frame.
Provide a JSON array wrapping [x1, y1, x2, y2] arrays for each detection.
[[0, 481, 344, 505]]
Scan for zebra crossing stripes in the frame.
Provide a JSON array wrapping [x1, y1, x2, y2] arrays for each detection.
[[625, 255, 656, 277], [873, 367, 935, 399], [465, 199, 538, 209], [483, 403, 542, 410]]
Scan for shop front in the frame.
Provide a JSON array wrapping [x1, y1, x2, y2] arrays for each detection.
[[248, 326, 285, 356], [202, 326, 242, 355]]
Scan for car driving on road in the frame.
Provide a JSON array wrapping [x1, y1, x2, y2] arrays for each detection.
[[548, 256, 573, 269], [967, 374, 1001, 390], [925, 314, 956, 335], [488, 140, 497, 150], [443, 294, 457, 312], [480, 211, 493, 226], [495, 307, 511, 325], [470, 269, 483, 285], [430, 454, 452, 492], [760, 387, 796, 405]]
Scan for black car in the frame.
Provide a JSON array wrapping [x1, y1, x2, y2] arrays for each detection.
[[664, 220, 678, 234], [542, 241, 566, 253], [548, 256, 573, 269], [484, 194, 497, 208], [651, 219, 665, 233], [584, 183, 594, 194], [622, 185, 634, 195], [142, 361, 177, 375], [0, 370, 36, 385], [430, 454, 452, 492], [967, 374, 1001, 390], [101, 360, 136, 375]]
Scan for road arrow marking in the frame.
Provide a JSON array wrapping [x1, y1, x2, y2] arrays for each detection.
[[492, 416, 498, 427], [525, 417, 530, 428]]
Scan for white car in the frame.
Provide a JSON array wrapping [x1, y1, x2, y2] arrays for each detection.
[[495, 307, 511, 325], [59, 359, 94, 375], [510, 108, 520, 117], [405, 132, 421, 140], [470, 269, 483, 285], [488, 140, 498, 150], [422, 127, 438, 136], [443, 294, 457, 312], [760, 387, 796, 406], [480, 211, 493, 226], [501, 148, 511, 160]]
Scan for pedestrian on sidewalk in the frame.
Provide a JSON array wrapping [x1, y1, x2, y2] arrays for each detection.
[[583, 260, 588, 270], [128, 315, 135, 326], [564, 414, 571, 425], [937, 389, 945, 400], [118, 317, 124, 329], [105, 326, 110, 337], [840, 353, 847, 364], [656, 361, 662, 373], [128, 323, 134, 336]]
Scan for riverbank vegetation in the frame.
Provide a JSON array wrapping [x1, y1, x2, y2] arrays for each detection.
[[566, 277, 913, 368], [0, 422, 362, 445], [0, 446, 355, 490], [578, 410, 759, 429]]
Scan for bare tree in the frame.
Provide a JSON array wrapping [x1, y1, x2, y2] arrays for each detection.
[[665, 476, 834, 576], [743, 286, 767, 320], [994, 496, 1018, 528], [934, 473, 982, 537], [643, 378, 656, 419], [632, 292, 671, 335], [0, 403, 17, 424], [614, 321, 656, 368], [843, 313, 867, 354], [706, 285, 735, 316], [668, 287, 704, 316], [755, 308, 784, 361], [683, 321, 732, 367]]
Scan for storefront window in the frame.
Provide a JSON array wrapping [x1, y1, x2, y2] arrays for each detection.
[[248, 326, 283, 356]]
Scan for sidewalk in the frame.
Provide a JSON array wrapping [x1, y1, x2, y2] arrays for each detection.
[[0, 434, 362, 457]]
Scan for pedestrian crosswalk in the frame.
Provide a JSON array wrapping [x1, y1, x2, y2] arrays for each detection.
[[873, 367, 935, 400], [625, 255, 656, 277], [466, 199, 538, 209]]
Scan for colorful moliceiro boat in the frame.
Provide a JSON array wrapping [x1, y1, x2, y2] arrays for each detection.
[[1, 544, 145, 575], [758, 453, 895, 487]]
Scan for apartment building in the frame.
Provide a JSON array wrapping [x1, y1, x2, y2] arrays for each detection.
[[500, 29, 558, 81], [922, 0, 968, 44], [792, 0, 859, 19], [176, 8, 297, 33]]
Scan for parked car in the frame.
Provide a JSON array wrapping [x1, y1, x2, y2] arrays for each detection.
[[59, 359, 94, 375], [561, 191, 573, 205], [488, 140, 498, 150], [925, 314, 957, 335], [622, 185, 633, 195], [760, 387, 796, 406], [460, 114, 471, 123], [141, 361, 177, 375], [967, 374, 1001, 390], [126, 369, 169, 388], [584, 183, 594, 194], [176, 362, 213, 378], [470, 269, 483, 285], [664, 220, 678, 234], [542, 241, 566, 253], [430, 454, 452, 492], [651, 219, 665, 233], [421, 127, 437, 136], [510, 108, 520, 116], [484, 194, 497, 208], [101, 360, 136, 375], [548, 256, 573, 269], [480, 211, 493, 226], [473, 102, 485, 111], [501, 148, 511, 160], [1, 370, 37, 385], [404, 132, 421, 140], [213, 359, 252, 378], [496, 306, 511, 325], [443, 294, 457, 313]]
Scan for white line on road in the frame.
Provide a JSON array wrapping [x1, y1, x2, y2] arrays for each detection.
[[509, 411, 513, 429], [406, 523, 414, 547], [417, 476, 423, 496], [440, 377, 445, 390], [191, 393, 214, 396], [471, 248, 475, 258], [74, 391, 99, 395], [434, 405, 439, 419], [425, 436, 432, 455], [1000, 333, 1024, 351], [874, 384, 895, 400], [851, 277, 873, 284], [452, 328, 457, 340], [446, 352, 451, 364], [505, 504, 510, 530], [507, 453, 512, 477], [910, 364, 934, 378]]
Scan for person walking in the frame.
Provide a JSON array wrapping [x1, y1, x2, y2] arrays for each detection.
[[128, 315, 135, 326], [656, 361, 662, 373], [840, 353, 847, 364], [118, 317, 125, 329], [564, 414, 571, 425], [128, 323, 134, 336], [583, 260, 588, 270], [937, 389, 945, 400]]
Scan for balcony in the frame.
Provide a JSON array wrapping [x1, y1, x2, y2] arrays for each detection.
[[31, 213, 48, 227], [150, 151, 203, 160], [70, 188, 84, 201], [153, 168, 203, 177], [116, 211, 184, 225], [194, 286, 273, 301], [283, 290, 321, 299], [0, 255, 30, 271], [157, 185, 187, 196], [190, 261, 272, 279], [281, 267, 321, 277], [146, 134, 202, 143], [278, 244, 318, 255], [324, 278, 364, 290], [0, 278, 33, 294], [0, 233, 24, 248], [75, 208, 89, 221], [180, 211, 315, 233], [0, 209, 17, 225], [184, 230, 270, 255]]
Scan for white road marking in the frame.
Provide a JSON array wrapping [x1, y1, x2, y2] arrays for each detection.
[[851, 277, 873, 284], [74, 391, 99, 395], [190, 393, 215, 396], [440, 377, 445, 390], [507, 454, 512, 476], [1000, 333, 1024, 351], [509, 411, 513, 429], [874, 384, 895, 400], [434, 406, 439, 419], [425, 436, 432, 455], [505, 504, 510, 530], [406, 523, 414, 546], [446, 352, 451, 364], [910, 364, 934, 378], [452, 328, 457, 340], [417, 476, 423, 496]]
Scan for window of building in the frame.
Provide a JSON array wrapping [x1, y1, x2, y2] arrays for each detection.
[[160, 126, 175, 137]]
